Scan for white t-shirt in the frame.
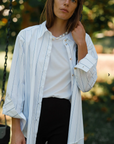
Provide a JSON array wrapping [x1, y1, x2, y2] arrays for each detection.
[[43, 33, 72, 100]]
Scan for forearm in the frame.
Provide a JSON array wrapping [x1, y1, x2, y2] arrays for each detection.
[[11, 118, 25, 144], [12, 118, 21, 132], [78, 41, 88, 63]]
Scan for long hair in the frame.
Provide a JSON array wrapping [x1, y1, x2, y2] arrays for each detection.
[[39, 0, 84, 33]]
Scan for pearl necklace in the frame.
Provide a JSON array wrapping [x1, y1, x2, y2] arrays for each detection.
[[52, 32, 68, 40]]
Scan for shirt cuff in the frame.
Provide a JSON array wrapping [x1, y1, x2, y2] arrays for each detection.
[[2, 108, 26, 131], [2, 99, 26, 131], [74, 53, 97, 72]]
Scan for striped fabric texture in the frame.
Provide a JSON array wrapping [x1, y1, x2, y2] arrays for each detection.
[[2, 21, 98, 144]]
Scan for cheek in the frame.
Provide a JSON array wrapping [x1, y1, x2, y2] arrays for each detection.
[[69, 10, 75, 17], [53, 2, 58, 15], [70, 7, 76, 16]]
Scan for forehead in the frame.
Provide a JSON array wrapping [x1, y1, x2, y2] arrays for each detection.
[[54, 0, 78, 3]]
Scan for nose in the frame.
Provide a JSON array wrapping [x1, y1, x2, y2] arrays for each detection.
[[64, 0, 70, 5]]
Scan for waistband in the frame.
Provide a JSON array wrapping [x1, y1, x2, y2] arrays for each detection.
[[42, 97, 71, 104]]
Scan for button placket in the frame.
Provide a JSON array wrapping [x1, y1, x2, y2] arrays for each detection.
[[66, 43, 74, 92], [34, 41, 52, 139]]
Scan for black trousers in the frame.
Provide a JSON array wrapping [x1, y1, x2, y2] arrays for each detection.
[[35, 97, 71, 144]]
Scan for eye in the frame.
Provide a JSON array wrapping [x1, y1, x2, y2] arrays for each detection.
[[71, 0, 77, 3]]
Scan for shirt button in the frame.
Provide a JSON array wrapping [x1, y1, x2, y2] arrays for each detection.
[[72, 74, 74, 76], [66, 43, 67, 45], [70, 58, 72, 60], [74, 67, 77, 69]]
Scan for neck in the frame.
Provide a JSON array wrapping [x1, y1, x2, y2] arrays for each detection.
[[48, 19, 68, 37]]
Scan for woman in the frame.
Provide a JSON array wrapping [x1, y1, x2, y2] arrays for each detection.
[[2, 0, 98, 144]]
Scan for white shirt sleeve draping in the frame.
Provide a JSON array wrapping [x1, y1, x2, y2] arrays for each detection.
[[2, 31, 26, 131], [74, 34, 98, 92], [67, 33, 98, 144]]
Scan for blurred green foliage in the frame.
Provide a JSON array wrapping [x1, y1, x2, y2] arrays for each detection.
[[0, 0, 23, 44]]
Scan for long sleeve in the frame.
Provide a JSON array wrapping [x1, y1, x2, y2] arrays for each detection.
[[2, 31, 26, 131], [74, 33, 98, 92]]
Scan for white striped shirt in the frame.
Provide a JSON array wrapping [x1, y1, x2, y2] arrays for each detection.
[[2, 20, 98, 144]]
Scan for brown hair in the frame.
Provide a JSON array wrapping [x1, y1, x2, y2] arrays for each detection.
[[39, 0, 84, 33]]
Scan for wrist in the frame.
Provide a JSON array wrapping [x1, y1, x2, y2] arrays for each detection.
[[77, 41, 86, 47], [12, 118, 21, 132]]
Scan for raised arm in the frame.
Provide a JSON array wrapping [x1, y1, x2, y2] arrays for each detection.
[[74, 33, 98, 92]]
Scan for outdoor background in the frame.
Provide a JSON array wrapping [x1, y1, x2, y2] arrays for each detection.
[[0, 0, 114, 144]]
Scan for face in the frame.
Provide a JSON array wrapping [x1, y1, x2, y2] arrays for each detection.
[[53, 0, 78, 21]]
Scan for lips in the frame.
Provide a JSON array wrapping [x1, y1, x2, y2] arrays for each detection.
[[60, 9, 69, 13]]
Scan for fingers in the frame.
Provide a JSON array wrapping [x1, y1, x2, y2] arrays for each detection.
[[75, 21, 83, 29], [72, 21, 85, 34], [22, 138, 26, 144], [78, 21, 83, 28], [79, 21, 85, 31]]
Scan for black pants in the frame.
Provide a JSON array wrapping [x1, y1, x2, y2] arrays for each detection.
[[35, 97, 71, 144]]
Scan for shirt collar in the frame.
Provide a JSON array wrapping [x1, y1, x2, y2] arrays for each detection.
[[37, 20, 75, 43]]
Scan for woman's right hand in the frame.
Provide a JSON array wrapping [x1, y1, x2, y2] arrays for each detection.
[[11, 118, 26, 144], [11, 130, 26, 144]]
